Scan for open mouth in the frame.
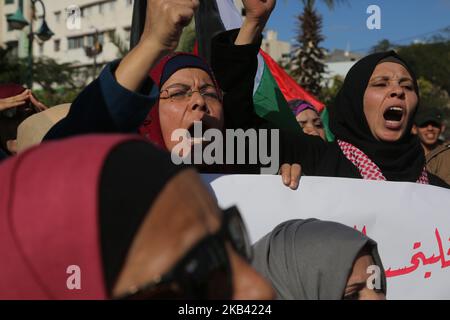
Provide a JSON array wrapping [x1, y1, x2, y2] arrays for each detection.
[[186, 121, 212, 145], [383, 106, 405, 129]]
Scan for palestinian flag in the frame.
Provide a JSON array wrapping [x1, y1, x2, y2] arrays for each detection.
[[194, 0, 326, 133]]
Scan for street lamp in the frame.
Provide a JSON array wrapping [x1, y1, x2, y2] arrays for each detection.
[[84, 27, 103, 79], [6, 0, 54, 89]]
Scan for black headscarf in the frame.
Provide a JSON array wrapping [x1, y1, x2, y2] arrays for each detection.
[[329, 51, 425, 182]]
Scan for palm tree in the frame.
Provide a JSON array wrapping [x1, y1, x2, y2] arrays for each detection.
[[291, 0, 347, 97]]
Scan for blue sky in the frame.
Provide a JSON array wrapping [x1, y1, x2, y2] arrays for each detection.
[[266, 0, 450, 53]]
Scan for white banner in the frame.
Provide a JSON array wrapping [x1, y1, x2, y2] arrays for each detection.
[[202, 174, 450, 300]]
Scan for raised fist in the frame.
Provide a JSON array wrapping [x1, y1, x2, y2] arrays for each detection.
[[242, 0, 276, 26], [141, 0, 199, 52]]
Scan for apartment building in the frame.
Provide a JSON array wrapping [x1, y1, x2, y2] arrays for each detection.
[[1, 0, 134, 67]]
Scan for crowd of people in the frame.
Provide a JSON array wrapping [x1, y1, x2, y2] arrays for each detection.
[[0, 0, 448, 300]]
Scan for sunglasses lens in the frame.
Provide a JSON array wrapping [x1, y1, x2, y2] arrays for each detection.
[[223, 207, 253, 261], [177, 235, 233, 300]]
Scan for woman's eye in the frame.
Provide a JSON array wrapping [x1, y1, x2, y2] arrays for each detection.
[[314, 121, 324, 128], [343, 291, 360, 300], [203, 92, 220, 100], [373, 83, 386, 87], [170, 90, 187, 97]]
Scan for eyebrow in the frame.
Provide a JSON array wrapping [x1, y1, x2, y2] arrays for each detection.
[[370, 76, 413, 82], [163, 83, 216, 90]]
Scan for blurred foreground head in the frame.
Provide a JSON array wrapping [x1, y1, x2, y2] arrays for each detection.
[[0, 134, 273, 300]]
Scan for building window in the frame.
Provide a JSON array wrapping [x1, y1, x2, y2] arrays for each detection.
[[5, 0, 15, 5], [55, 11, 61, 23], [84, 6, 92, 17], [6, 14, 14, 31], [109, 1, 116, 11], [107, 30, 116, 41], [123, 27, 131, 42], [68, 36, 84, 50], [54, 39, 60, 52], [39, 43, 44, 55]]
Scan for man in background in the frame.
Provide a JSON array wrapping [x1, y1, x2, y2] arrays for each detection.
[[412, 107, 450, 185]]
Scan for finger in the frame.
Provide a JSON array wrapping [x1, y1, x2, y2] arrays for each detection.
[[279, 164, 291, 186], [15, 90, 31, 101], [29, 94, 47, 111], [6, 139, 17, 155], [0, 100, 26, 110], [172, 6, 195, 28], [289, 164, 302, 190], [4, 92, 28, 103]]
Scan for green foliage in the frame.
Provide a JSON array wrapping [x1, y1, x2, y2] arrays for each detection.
[[398, 41, 450, 94], [0, 47, 88, 106], [370, 39, 397, 53], [110, 34, 130, 59], [0, 46, 26, 84], [319, 75, 344, 107]]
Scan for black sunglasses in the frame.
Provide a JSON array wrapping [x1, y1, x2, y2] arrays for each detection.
[[116, 206, 252, 300]]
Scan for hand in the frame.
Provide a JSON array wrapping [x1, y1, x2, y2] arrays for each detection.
[[116, 0, 199, 92], [0, 90, 30, 111], [29, 93, 48, 112], [6, 140, 17, 155], [242, 0, 276, 26], [279, 163, 302, 190], [141, 0, 199, 53], [235, 0, 276, 45]]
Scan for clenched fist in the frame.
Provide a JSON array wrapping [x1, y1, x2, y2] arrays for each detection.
[[141, 0, 199, 53], [242, 0, 276, 27]]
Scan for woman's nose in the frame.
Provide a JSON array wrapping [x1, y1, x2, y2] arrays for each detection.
[[303, 125, 320, 137], [389, 84, 405, 98], [188, 91, 209, 113]]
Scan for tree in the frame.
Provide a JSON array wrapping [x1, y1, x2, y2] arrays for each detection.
[[0, 47, 88, 107], [398, 41, 450, 94], [32, 57, 90, 106], [0, 46, 26, 84], [291, 0, 347, 97], [370, 39, 397, 53], [319, 75, 344, 107], [417, 77, 450, 110], [110, 34, 130, 59]]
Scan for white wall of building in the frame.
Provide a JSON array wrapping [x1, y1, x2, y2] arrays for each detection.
[[262, 30, 291, 63], [2, 0, 134, 67], [2, 0, 291, 68], [325, 61, 357, 79]]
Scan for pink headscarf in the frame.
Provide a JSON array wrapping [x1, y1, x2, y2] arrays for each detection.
[[0, 134, 139, 299]]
